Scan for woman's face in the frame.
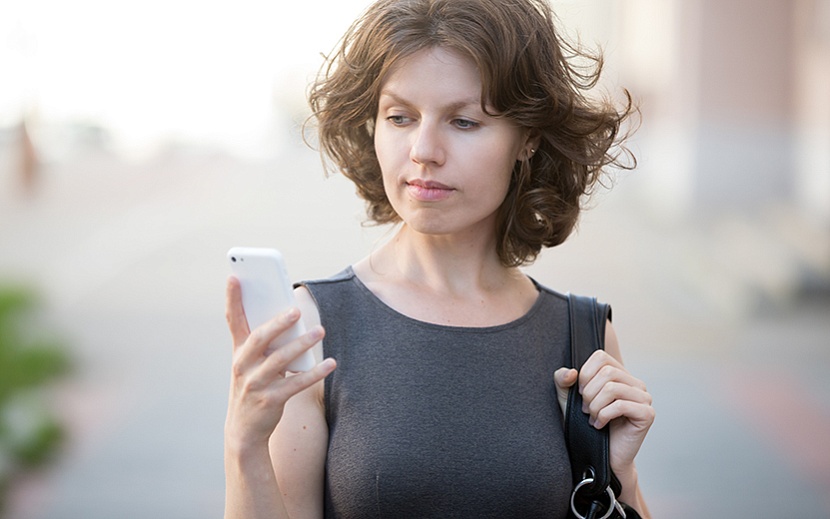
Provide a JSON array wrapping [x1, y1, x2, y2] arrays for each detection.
[[374, 47, 531, 240]]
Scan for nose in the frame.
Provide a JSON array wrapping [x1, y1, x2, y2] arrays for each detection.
[[409, 121, 445, 166]]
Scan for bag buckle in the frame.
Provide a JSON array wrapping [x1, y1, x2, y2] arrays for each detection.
[[570, 477, 627, 519]]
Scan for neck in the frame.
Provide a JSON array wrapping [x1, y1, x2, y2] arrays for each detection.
[[369, 224, 517, 295], [353, 223, 539, 327]]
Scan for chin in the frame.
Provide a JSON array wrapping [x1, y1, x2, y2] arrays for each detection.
[[403, 218, 452, 236]]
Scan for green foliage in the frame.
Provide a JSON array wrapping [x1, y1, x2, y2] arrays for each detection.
[[10, 415, 65, 467], [0, 283, 71, 513]]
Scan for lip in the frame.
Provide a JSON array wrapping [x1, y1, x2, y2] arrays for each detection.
[[408, 178, 452, 190], [405, 178, 455, 201]]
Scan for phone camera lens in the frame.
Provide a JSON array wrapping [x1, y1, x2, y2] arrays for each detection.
[[231, 256, 237, 262]]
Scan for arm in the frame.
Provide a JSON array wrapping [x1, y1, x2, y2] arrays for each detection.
[[224, 278, 335, 519], [270, 287, 330, 519], [554, 321, 655, 518]]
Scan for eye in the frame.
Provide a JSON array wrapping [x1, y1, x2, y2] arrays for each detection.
[[386, 115, 411, 125], [453, 118, 479, 130]]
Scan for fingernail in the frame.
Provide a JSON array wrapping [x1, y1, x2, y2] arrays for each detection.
[[308, 326, 324, 341]]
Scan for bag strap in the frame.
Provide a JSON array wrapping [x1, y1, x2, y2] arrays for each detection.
[[565, 294, 624, 519]]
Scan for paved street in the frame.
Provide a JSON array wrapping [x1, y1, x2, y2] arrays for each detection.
[[1, 140, 828, 518]]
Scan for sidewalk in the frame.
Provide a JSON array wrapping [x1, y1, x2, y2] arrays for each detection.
[[1, 144, 828, 518]]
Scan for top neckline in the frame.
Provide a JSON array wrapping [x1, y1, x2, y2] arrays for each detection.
[[341, 265, 551, 333]]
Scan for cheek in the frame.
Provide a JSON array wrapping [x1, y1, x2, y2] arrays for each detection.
[[485, 143, 520, 186], [373, 122, 385, 165], [373, 131, 401, 206], [477, 128, 524, 168], [374, 126, 398, 175], [493, 168, 515, 205], [482, 148, 519, 205]]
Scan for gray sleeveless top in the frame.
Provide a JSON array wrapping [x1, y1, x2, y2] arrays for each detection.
[[302, 267, 572, 519]]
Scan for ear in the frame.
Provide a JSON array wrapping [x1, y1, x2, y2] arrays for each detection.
[[518, 130, 542, 161]]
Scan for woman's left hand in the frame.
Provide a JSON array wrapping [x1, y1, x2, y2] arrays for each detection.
[[553, 328, 654, 475]]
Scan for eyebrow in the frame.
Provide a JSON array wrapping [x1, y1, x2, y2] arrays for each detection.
[[378, 91, 483, 113]]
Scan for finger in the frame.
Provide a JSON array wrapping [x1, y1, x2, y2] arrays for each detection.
[[553, 368, 578, 417], [225, 276, 250, 348], [594, 398, 656, 431], [278, 357, 337, 397], [584, 381, 653, 426], [577, 350, 624, 391], [581, 367, 648, 412], [554, 367, 578, 389], [580, 359, 647, 403], [241, 306, 302, 363], [259, 325, 324, 376]]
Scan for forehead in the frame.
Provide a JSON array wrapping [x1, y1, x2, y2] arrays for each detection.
[[380, 47, 483, 101]]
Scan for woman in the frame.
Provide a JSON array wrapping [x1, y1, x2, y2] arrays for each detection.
[[224, 0, 655, 517]]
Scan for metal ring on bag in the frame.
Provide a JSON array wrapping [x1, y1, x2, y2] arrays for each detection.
[[569, 477, 623, 519]]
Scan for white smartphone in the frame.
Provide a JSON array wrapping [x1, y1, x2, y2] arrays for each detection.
[[227, 247, 316, 372]]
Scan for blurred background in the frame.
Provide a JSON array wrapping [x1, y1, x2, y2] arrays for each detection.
[[1, 0, 828, 517]]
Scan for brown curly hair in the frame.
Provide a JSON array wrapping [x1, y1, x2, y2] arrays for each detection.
[[308, 0, 635, 267]]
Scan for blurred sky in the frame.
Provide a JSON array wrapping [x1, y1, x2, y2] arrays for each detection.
[[0, 0, 384, 157], [0, 0, 612, 159]]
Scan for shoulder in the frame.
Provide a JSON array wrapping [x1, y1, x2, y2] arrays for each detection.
[[532, 279, 613, 323], [293, 268, 360, 363], [530, 280, 624, 359], [604, 320, 624, 364], [297, 267, 355, 288], [527, 276, 569, 305], [295, 266, 363, 318]]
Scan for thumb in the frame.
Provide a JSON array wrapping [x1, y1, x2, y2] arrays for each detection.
[[554, 367, 578, 418]]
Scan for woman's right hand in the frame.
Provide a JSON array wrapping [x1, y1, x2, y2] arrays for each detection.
[[224, 276, 336, 451]]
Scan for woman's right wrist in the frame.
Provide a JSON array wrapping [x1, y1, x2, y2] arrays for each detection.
[[224, 425, 272, 461], [223, 430, 285, 519]]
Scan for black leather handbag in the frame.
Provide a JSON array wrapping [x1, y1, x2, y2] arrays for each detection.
[[565, 294, 641, 519]]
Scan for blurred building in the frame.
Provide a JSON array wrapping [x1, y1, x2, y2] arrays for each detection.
[[605, 0, 830, 305], [617, 0, 829, 219]]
